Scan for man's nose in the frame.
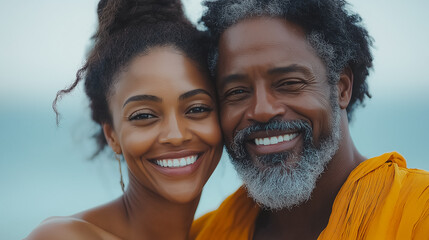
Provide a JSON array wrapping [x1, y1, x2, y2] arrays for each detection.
[[246, 84, 285, 123], [158, 113, 192, 146]]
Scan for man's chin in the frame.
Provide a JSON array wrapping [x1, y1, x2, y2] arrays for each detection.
[[229, 145, 334, 210], [249, 151, 301, 171], [238, 163, 315, 210], [227, 104, 342, 210]]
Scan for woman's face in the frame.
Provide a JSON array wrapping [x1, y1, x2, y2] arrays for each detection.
[[104, 47, 222, 203]]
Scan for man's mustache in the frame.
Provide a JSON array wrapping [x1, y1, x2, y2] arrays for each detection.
[[233, 119, 313, 143], [228, 119, 313, 160]]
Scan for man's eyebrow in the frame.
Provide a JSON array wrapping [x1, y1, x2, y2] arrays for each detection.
[[219, 73, 248, 86], [123, 94, 162, 108], [267, 64, 313, 77], [179, 89, 213, 100]]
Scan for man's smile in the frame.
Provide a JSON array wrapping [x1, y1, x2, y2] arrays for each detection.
[[254, 132, 299, 146], [246, 131, 302, 156]]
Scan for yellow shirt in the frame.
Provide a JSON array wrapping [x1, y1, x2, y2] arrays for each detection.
[[190, 152, 429, 239]]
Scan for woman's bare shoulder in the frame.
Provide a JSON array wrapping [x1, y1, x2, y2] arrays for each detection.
[[25, 199, 124, 240], [24, 216, 113, 240]]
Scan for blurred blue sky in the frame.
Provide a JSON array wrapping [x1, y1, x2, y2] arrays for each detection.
[[0, 0, 428, 239]]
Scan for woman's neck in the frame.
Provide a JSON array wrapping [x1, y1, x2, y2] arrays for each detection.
[[118, 173, 200, 240]]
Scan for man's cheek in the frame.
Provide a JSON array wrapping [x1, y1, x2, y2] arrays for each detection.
[[221, 105, 242, 125], [220, 111, 231, 130], [221, 127, 233, 146]]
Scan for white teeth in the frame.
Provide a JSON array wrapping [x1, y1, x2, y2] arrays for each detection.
[[154, 155, 198, 168], [180, 158, 186, 167], [254, 133, 299, 146], [173, 159, 179, 167], [263, 138, 270, 145]]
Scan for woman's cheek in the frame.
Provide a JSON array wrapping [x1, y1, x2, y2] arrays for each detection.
[[196, 116, 223, 147], [121, 126, 156, 158]]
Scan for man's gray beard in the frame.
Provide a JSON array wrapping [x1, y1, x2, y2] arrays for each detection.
[[225, 100, 341, 210]]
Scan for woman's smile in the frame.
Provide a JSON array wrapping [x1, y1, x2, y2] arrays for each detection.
[[27, 2, 224, 239], [146, 152, 204, 177], [154, 154, 198, 168], [105, 46, 223, 203]]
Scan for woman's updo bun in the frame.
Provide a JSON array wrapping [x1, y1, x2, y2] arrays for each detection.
[[53, 0, 210, 158], [96, 0, 188, 39]]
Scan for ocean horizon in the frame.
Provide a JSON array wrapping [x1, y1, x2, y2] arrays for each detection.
[[1, 93, 428, 239]]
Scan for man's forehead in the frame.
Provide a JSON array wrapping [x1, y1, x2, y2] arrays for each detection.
[[219, 17, 307, 53], [216, 16, 323, 81]]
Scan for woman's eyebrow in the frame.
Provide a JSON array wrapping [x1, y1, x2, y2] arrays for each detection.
[[123, 94, 162, 108], [179, 89, 213, 101]]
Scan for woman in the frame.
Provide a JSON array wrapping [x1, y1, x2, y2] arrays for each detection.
[[25, 0, 222, 239]]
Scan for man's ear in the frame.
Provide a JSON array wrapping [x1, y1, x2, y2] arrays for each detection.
[[103, 123, 121, 154], [337, 66, 353, 110]]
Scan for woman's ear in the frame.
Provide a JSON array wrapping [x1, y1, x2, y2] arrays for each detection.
[[103, 123, 121, 154], [337, 66, 353, 109]]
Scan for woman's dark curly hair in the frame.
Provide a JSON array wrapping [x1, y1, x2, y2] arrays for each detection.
[[53, 0, 209, 156], [200, 0, 373, 121]]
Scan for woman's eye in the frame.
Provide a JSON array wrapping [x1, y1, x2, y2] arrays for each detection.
[[128, 112, 156, 121], [187, 106, 212, 114]]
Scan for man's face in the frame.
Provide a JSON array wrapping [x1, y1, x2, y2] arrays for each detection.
[[217, 17, 341, 209]]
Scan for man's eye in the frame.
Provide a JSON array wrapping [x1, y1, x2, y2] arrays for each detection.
[[223, 88, 249, 102], [281, 80, 302, 85], [277, 79, 306, 91], [228, 89, 245, 95], [128, 112, 156, 121]]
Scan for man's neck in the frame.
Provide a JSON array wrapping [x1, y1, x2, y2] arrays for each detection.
[[253, 118, 366, 240]]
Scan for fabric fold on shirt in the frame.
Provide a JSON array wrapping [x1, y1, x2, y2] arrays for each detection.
[[191, 152, 429, 240]]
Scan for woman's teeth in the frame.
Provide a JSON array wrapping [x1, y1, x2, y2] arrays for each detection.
[[254, 133, 299, 146], [155, 155, 198, 168]]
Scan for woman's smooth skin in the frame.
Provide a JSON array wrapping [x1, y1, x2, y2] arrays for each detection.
[[26, 47, 223, 240]]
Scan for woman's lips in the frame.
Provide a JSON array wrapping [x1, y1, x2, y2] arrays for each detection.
[[146, 152, 204, 177], [154, 155, 198, 168]]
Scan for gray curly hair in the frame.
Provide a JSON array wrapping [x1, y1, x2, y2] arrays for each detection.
[[200, 0, 373, 121]]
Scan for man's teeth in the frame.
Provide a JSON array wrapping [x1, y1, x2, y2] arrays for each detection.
[[254, 133, 299, 146], [155, 155, 198, 168]]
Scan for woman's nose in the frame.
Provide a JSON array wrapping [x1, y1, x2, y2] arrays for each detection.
[[158, 113, 192, 146]]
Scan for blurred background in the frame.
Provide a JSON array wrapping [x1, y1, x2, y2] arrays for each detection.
[[1, 0, 428, 239]]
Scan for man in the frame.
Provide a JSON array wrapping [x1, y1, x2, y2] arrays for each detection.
[[190, 0, 429, 239]]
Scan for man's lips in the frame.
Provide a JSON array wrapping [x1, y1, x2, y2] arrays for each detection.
[[254, 132, 299, 146], [247, 130, 300, 144], [246, 131, 301, 155]]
